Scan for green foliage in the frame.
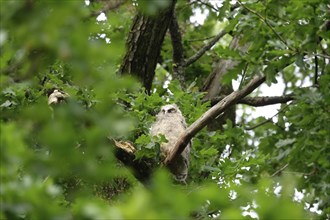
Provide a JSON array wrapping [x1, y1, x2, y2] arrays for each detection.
[[1, 0, 328, 219], [135, 0, 172, 16]]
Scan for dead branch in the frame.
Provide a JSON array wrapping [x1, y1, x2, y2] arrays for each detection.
[[210, 94, 294, 107], [111, 138, 136, 154], [164, 74, 266, 165], [109, 138, 155, 184]]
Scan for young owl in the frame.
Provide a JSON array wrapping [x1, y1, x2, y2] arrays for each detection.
[[150, 104, 190, 182], [48, 89, 69, 105]]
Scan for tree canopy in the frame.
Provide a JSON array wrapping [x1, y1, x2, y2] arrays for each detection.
[[1, 0, 329, 219]]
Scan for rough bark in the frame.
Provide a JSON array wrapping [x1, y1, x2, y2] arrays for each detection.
[[169, 11, 185, 87], [119, 1, 175, 93]]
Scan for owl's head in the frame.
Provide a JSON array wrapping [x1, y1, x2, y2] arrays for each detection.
[[160, 104, 182, 115], [153, 103, 187, 128]]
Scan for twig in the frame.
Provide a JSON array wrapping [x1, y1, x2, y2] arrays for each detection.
[[271, 163, 289, 177], [187, 35, 217, 42], [184, 29, 227, 67], [238, 63, 248, 89], [194, 0, 219, 12], [282, 169, 316, 176], [314, 55, 318, 85], [245, 104, 291, 130], [237, 0, 293, 51], [183, 1, 242, 67], [320, 49, 326, 76], [312, 53, 330, 59]]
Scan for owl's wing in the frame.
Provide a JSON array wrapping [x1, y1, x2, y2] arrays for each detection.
[[184, 140, 191, 156], [180, 118, 187, 128], [173, 140, 191, 183]]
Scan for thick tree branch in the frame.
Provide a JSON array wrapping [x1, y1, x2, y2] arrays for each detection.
[[210, 94, 294, 107], [109, 138, 155, 185], [119, 0, 175, 93], [184, 29, 227, 67], [169, 11, 186, 87], [164, 74, 266, 165], [114, 147, 155, 184]]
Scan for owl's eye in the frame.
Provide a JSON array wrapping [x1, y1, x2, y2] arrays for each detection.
[[168, 108, 176, 113], [162, 109, 165, 113]]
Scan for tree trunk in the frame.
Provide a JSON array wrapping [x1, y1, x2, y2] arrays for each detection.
[[202, 36, 249, 131], [119, 1, 175, 93]]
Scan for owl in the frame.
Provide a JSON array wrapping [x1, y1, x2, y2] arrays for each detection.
[[48, 89, 69, 105], [150, 104, 190, 182]]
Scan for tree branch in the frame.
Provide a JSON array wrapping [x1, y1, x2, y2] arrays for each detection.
[[245, 104, 290, 130], [119, 0, 176, 93], [186, 35, 217, 42], [109, 138, 155, 185], [271, 163, 289, 177], [194, 0, 219, 12], [312, 53, 330, 59], [169, 11, 186, 87], [184, 29, 227, 67], [210, 94, 294, 107], [89, 0, 126, 17], [237, 0, 293, 51], [164, 74, 266, 165], [314, 55, 318, 85]]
